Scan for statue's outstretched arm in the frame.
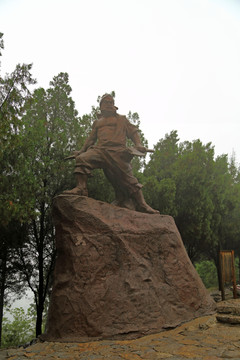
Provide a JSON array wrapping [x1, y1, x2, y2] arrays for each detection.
[[130, 131, 147, 153]]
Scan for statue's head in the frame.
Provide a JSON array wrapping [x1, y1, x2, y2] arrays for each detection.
[[100, 94, 118, 116]]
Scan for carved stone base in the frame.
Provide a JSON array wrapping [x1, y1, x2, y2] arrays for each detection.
[[44, 195, 216, 341]]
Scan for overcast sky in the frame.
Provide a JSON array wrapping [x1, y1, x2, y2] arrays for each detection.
[[1, 0, 240, 164]]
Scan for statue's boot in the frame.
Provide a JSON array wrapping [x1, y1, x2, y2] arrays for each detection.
[[63, 174, 88, 196], [133, 190, 159, 214], [63, 187, 88, 196]]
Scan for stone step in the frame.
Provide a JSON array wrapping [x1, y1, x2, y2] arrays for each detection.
[[216, 299, 240, 324], [216, 314, 240, 324], [217, 299, 240, 316]]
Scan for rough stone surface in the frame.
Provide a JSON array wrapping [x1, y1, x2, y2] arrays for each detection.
[[216, 314, 240, 324], [217, 299, 240, 315], [216, 298, 240, 324], [6, 315, 240, 359], [44, 194, 215, 341]]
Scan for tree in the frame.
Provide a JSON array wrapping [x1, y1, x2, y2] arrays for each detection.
[[173, 139, 215, 261], [0, 66, 36, 225], [143, 130, 179, 215], [205, 155, 240, 284], [0, 33, 36, 346], [17, 73, 81, 337], [145, 131, 215, 261], [143, 130, 240, 268]]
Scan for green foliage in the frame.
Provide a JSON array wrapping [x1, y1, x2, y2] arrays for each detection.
[[142, 176, 177, 215], [1, 307, 35, 348], [0, 63, 36, 226], [173, 140, 215, 260], [0, 32, 3, 57], [195, 260, 218, 288], [22, 73, 81, 197], [16, 72, 82, 337], [205, 155, 240, 267], [145, 130, 179, 180], [0, 36, 37, 345], [143, 130, 240, 264]]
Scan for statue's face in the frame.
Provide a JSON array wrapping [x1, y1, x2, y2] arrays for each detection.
[[100, 96, 116, 114]]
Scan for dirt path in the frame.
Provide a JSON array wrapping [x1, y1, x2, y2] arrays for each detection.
[[1, 312, 240, 360]]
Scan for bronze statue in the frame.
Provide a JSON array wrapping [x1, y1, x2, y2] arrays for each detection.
[[65, 94, 158, 214]]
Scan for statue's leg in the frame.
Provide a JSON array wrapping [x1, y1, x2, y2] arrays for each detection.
[[132, 189, 159, 214], [64, 148, 103, 196], [102, 151, 159, 213], [104, 168, 127, 203], [63, 174, 88, 196]]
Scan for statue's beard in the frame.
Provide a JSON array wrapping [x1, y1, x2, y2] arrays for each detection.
[[101, 108, 117, 116]]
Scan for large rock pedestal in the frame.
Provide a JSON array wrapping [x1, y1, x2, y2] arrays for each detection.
[[44, 194, 215, 341]]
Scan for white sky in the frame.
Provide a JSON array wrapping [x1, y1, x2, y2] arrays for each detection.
[[1, 0, 240, 164]]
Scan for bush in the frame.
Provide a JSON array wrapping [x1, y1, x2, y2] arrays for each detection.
[[195, 260, 218, 288], [1, 307, 35, 348]]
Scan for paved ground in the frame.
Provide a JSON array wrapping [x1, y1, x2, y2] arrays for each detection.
[[1, 313, 240, 360]]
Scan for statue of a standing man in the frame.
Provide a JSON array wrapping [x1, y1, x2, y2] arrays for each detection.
[[65, 94, 158, 214]]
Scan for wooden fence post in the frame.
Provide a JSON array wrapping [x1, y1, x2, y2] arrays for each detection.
[[219, 250, 237, 301]]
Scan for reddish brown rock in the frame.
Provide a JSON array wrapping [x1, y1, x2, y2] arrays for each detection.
[[44, 194, 216, 341]]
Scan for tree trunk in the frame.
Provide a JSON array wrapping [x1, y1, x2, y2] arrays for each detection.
[[36, 303, 43, 337], [0, 256, 7, 347], [213, 249, 221, 291], [238, 256, 240, 284], [35, 256, 44, 337], [35, 201, 45, 337], [35, 248, 44, 337]]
